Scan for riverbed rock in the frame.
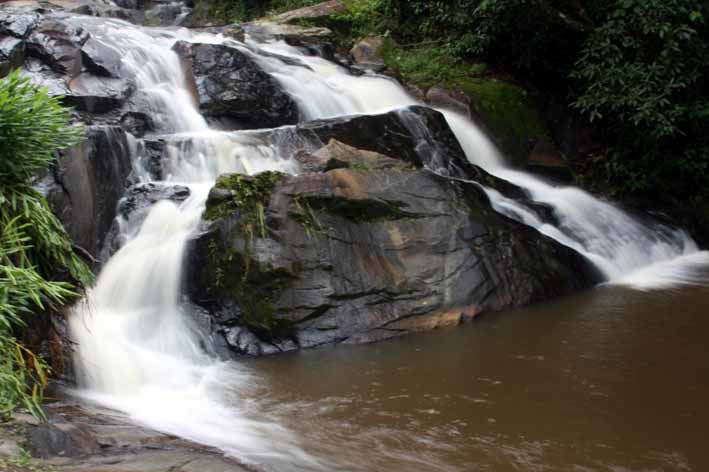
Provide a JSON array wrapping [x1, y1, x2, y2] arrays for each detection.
[[186, 107, 600, 355], [81, 35, 123, 77], [0, 8, 41, 38], [173, 41, 299, 130]]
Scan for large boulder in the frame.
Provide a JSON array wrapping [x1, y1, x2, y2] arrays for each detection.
[[186, 108, 600, 355], [173, 41, 299, 130], [43, 126, 133, 261]]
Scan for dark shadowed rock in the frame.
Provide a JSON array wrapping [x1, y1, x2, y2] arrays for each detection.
[[118, 182, 191, 220], [173, 41, 299, 130], [0, 35, 25, 77], [120, 111, 154, 137], [44, 126, 133, 260], [186, 110, 600, 355]]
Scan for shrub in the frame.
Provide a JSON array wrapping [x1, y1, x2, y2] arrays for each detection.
[[0, 70, 91, 419]]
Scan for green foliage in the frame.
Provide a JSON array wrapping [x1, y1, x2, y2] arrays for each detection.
[[572, 0, 709, 197], [0, 71, 90, 419]]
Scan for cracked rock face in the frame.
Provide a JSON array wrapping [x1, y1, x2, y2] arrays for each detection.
[[186, 107, 600, 356]]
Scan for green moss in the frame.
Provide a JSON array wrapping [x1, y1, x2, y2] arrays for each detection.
[[206, 234, 295, 341], [291, 195, 323, 238], [382, 42, 488, 90], [204, 171, 284, 239], [457, 78, 548, 165], [381, 41, 548, 165]]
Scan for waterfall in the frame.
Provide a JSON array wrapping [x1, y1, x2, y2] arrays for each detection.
[[67, 16, 708, 471], [247, 38, 709, 291]]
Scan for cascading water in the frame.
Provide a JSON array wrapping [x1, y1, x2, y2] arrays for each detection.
[[67, 15, 709, 472]]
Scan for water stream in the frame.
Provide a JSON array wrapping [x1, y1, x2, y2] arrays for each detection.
[[67, 17, 709, 471]]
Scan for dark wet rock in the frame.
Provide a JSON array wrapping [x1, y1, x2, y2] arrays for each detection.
[[114, 0, 146, 9], [0, 9, 41, 38], [270, 0, 346, 24], [81, 36, 122, 77], [174, 41, 299, 130], [44, 126, 133, 260], [65, 73, 131, 113], [526, 138, 574, 184], [120, 111, 154, 137], [350, 35, 385, 71], [26, 17, 88, 76], [118, 182, 191, 219], [186, 109, 600, 355], [0, 35, 25, 77], [136, 139, 167, 180]]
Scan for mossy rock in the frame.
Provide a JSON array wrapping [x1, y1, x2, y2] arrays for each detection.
[[457, 78, 548, 167]]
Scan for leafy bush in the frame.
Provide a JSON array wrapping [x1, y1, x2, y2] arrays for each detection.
[[0, 71, 90, 419], [572, 0, 709, 197]]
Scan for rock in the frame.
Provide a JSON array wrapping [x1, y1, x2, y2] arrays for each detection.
[[173, 41, 299, 130], [425, 86, 471, 117], [0, 35, 25, 77], [270, 0, 347, 25], [120, 111, 154, 137], [65, 73, 131, 113], [44, 126, 133, 260], [186, 109, 600, 354], [297, 138, 412, 172], [118, 182, 191, 220], [0, 8, 41, 38], [81, 36, 122, 77], [25, 17, 88, 76], [28, 422, 101, 458], [526, 138, 574, 184], [350, 36, 385, 71]]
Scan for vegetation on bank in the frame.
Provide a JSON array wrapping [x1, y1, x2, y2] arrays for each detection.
[[0, 71, 91, 419], [194, 0, 709, 204]]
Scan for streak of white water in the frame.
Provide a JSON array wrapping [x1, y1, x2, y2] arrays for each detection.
[[68, 18, 319, 471], [69, 15, 709, 472]]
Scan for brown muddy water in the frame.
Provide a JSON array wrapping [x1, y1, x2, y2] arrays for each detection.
[[245, 285, 709, 471]]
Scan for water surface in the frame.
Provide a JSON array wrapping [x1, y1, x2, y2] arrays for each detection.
[[246, 285, 709, 471]]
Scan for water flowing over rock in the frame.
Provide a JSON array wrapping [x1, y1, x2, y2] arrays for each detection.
[[173, 41, 299, 130], [186, 108, 600, 355]]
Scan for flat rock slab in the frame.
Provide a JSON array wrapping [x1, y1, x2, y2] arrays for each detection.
[[1, 401, 250, 472]]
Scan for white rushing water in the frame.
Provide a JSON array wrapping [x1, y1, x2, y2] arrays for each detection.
[[68, 16, 709, 472]]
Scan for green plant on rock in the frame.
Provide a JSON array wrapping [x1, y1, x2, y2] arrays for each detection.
[[0, 70, 90, 419]]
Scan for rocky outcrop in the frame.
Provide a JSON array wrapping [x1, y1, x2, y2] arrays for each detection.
[[173, 41, 299, 130], [42, 126, 133, 261], [186, 108, 600, 356]]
